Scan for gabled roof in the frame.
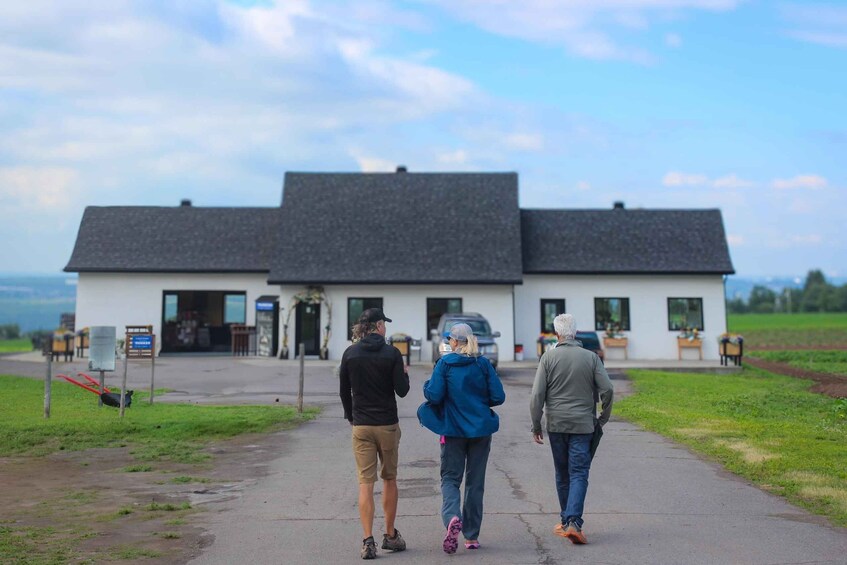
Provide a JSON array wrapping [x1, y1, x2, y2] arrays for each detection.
[[64, 206, 279, 273], [520, 208, 735, 274], [267, 172, 524, 284]]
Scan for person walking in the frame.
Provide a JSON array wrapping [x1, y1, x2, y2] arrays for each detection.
[[530, 313, 613, 544], [340, 308, 411, 559], [420, 323, 505, 554]]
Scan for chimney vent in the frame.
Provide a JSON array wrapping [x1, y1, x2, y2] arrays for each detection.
[[613, 201, 625, 210], [180, 199, 192, 207], [396, 165, 407, 173]]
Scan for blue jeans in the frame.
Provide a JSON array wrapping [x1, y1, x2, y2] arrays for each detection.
[[548, 432, 592, 528], [440, 435, 492, 540]]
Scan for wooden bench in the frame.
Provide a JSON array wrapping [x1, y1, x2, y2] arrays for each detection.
[[677, 337, 702, 360]]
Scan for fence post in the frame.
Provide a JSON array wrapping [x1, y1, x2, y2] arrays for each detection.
[[44, 353, 52, 419], [120, 346, 128, 419], [297, 343, 305, 413]]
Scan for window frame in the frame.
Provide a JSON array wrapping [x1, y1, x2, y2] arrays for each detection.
[[667, 297, 704, 331], [347, 297, 384, 341], [594, 297, 631, 331], [426, 297, 463, 336], [540, 299, 566, 333]]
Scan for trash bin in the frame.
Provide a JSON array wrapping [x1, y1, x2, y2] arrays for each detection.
[[514, 344, 524, 362]]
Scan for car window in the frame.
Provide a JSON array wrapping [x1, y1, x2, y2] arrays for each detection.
[[443, 319, 491, 335]]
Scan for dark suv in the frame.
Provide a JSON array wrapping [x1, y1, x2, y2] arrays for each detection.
[[431, 312, 501, 368], [576, 331, 605, 363]]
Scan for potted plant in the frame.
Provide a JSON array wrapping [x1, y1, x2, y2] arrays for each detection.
[[537, 332, 558, 356], [603, 323, 627, 345], [718, 333, 743, 356]]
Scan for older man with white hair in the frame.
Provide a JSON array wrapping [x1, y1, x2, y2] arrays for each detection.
[[530, 313, 613, 545]]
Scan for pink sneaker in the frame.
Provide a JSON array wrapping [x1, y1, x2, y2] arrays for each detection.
[[443, 516, 462, 554]]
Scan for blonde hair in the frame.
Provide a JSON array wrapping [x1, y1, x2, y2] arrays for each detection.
[[452, 334, 479, 355], [351, 321, 378, 343]]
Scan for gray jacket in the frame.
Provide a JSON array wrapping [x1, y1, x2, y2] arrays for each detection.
[[530, 340, 614, 434]]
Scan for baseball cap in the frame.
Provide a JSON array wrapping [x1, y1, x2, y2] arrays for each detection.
[[360, 308, 392, 324], [448, 323, 473, 342]]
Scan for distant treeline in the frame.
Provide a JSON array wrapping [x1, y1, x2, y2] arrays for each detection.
[[0, 324, 22, 339], [728, 270, 847, 314]]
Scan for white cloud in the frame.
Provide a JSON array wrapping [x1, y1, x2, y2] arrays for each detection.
[[353, 155, 398, 172], [663, 171, 708, 186], [781, 4, 847, 49], [726, 234, 744, 246], [436, 149, 470, 165], [713, 173, 754, 188], [790, 234, 824, 245], [772, 174, 828, 190], [0, 166, 80, 208], [576, 180, 592, 191], [665, 33, 683, 48], [503, 132, 544, 151]]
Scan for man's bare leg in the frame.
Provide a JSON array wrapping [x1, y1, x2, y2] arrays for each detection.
[[382, 478, 398, 536], [358, 483, 375, 539]]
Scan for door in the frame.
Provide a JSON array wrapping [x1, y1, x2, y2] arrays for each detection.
[[295, 302, 321, 356]]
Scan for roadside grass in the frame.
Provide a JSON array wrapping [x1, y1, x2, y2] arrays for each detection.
[[0, 338, 32, 354], [616, 367, 847, 527], [749, 350, 847, 376], [728, 313, 847, 350], [0, 374, 319, 460]]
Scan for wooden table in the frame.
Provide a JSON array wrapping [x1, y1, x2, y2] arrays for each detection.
[[603, 337, 628, 360], [677, 337, 702, 360]]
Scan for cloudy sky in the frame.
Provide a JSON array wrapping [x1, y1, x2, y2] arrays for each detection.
[[1, 0, 844, 278]]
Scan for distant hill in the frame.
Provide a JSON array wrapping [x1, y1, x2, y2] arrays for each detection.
[[725, 275, 847, 301], [0, 275, 77, 333]]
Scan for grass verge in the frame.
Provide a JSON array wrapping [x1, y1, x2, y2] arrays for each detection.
[[0, 374, 319, 460], [616, 367, 847, 527], [727, 313, 847, 349], [749, 350, 847, 376], [0, 339, 32, 354]]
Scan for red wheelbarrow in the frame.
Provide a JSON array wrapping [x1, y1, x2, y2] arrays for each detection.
[[57, 371, 133, 408]]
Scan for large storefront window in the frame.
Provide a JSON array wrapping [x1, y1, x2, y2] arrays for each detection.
[[427, 298, 462, 335], [594, 297, 630, 331], [668, 297, 704, 331], [348, 297, 384, 340], [161, 290, 246, 353]]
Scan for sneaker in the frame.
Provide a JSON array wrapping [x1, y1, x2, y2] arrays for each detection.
[[361, 536, 377, 560], [553, 522, 569, 538], [443, 516, 462, 554], [564, 522, 587, 545], [382, 529, 406, 552], [464, 540, 480, 550]]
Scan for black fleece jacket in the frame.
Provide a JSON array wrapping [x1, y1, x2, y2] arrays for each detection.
[[339, 333, 410, 426]]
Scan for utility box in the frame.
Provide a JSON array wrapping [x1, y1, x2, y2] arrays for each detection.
[[255, 295, 279, 357]]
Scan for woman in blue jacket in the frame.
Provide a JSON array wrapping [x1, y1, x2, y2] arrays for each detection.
[[420, 323, 506, 554]]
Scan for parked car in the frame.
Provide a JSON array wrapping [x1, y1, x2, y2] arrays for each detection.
[[430, 312, 501, 368], [575, 330, 605, 363]]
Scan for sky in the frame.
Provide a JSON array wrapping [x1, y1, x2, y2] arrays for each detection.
[[0, 0, 845, 279]]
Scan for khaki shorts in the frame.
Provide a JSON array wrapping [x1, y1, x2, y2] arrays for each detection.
[[352, 424, 401, 484]]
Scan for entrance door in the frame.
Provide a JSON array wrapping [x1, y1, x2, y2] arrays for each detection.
[[295, 302, 321, 356]]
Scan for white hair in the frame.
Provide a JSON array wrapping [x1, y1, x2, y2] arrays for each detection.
[[553, 314, 577, 339]]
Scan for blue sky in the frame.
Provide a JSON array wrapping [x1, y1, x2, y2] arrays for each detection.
[[1, 0, 844, 278]]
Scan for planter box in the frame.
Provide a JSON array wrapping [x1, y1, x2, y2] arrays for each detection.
[[677, 337, 703, 360], [603, 337, 628, 360]]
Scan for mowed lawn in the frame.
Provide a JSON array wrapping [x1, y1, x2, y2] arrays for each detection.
[[0, 338, 33, 354], [0, 375, 319, 461], [728, 313, 847, 350], [616, 367, 847, 527]]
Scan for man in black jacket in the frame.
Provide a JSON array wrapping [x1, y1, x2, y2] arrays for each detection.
[[340, 308, 410, 559]]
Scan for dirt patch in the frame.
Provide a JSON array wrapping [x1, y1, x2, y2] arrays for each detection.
[[0, 431, 288, 564], [744, 356, 847, 398]]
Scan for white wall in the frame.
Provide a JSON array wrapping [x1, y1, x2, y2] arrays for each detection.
[[76, 273, 278, 355], [514, 274, 727, 360], [278, 284, 516, 362]]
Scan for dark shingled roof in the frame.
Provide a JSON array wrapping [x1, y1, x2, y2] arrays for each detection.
[[520, 208, 734, 274], [267, 172, 524, 284], [64, 206, 279, 273]]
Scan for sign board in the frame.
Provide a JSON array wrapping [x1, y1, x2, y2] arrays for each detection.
[[88, 326, 116, 372], [256, 301, 275, 311], [131, 335, 153, 350], [126, 325, 155, 360]]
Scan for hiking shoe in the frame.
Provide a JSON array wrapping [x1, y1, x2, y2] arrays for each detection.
[[443, 516, 462, 554], [382, 529, 406, 552], [564, 522, 587, 545], [361, 536, 377, 559]]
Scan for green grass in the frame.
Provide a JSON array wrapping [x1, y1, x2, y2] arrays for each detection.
[[0, 338, 33, 354], [0, 375, 319, 461], [751, 350, 847, 376], [728, 313, 847, 349], [617, 368, 847, 527]]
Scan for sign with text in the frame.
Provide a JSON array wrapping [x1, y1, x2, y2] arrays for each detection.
[[88, 326, 117, 372], [131, 335, 152, 350], [126, 325, 155, 360]]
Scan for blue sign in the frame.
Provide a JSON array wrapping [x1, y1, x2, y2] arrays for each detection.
[[131, 335, 153, 350], [256, 302, 274, 311]]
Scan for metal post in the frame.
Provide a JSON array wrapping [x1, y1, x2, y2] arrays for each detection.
[[297, 343, 305, 413], [149, 336, 156, 405], [120, 346, 128, 418], [44, 353, 52, 419], [99, 370, 105, 407]]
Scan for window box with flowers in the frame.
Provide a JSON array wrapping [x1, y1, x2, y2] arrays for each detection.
[[677, 327, 703, 360], [603, 323, 628, 359]]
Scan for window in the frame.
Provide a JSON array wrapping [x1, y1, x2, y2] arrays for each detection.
[[594, 297, 630, 331], [426, 298, 462, 335], [223, 293, 247, 324], [348, 297, 384, 340], [668, 298, 704, 331], [540, 299, 565, 333], [163, 293, 178, 323]]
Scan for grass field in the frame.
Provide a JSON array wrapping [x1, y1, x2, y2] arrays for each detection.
[[0, 338, 32, 354], [750, 350, 847, 376], [0, 375, 319, 460], [616, 367, 847, 527], [727, 313, 847, 349]]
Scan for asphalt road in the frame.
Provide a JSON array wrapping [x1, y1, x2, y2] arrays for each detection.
[[4, 354, 845, 564]]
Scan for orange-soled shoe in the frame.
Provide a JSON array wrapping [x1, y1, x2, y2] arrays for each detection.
[[564, 522, 587, 545], [553, 523, 568, 538]]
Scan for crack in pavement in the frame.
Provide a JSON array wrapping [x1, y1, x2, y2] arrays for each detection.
[[516, 513, 556, 565]]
